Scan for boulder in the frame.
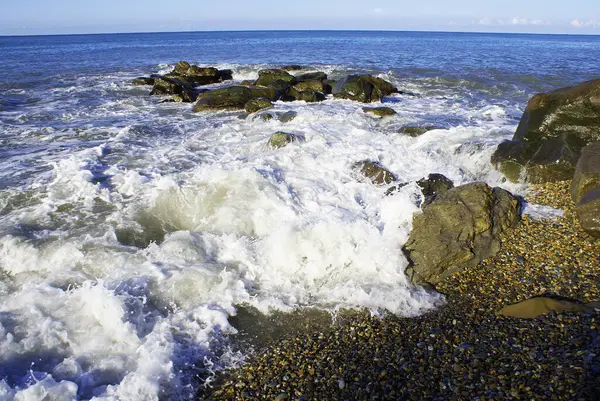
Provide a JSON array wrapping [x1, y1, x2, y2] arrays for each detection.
[[296, 72, 328, 82], [417, 173, 454, 206], [254, 111, 298, 123], [280, 65, 303, 71], [491, 134, 584, 184], [402, 182, 521, 285], [255, 69, 297, 87], [354, 161, 397, 185], [248, 87, 280, 102], [150, 77, 200, 102], [173, 61, 191, 75], [132, 77, 155, 86], [193, 86, 252, 111], [333, 74, 397, 103], [245, 98, 272, 114], [492, 79, 600, 183], [572, 142, 600, 203], [293, 80, 327, 93], [288, 88, 326, 103], [169, 61, 233, 86], [268, 132, 304, 149], [498, 297, 592, 319], [572, 142, 600, 238], [363, 107, 397, 117]]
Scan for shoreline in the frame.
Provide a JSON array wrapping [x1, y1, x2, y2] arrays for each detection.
[[202, 180, 600, 400]]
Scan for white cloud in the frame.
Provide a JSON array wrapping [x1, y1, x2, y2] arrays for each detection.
[[571, 19, 600, 28], [511, 17, 548, 26], [478, 17, 491, 25]]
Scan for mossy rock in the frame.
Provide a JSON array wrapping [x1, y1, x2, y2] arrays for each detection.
[[294, 80, 326, 92], [193, 86, 252, 111], [354, 161, 397, 185], [363, 107, 397, 117], [288, 88, 326, 103], [245, 98, 273, 114], [173, 61, 191, 75], [187, 66, 219, 77], [333, 74, 397, 103], [295, 72, 328, 82], [132, 77, 155, 86], [399, 127, 433, 137], [255, 69, 297, 87], [268, 132, 304, 149], [254, 111, 297, 123], [280, 65, 303, 71], [403, 183, 521, 285], [491, 134, 585, 183], [150, 77, 199, 102]]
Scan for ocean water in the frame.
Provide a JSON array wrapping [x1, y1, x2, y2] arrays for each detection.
[[0, 30, 599, 400]]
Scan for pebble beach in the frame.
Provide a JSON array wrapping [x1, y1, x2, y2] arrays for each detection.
[[204, 180, 600, 400]]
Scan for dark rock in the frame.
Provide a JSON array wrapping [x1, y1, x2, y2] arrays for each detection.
[[514, 79, 600, 143], [245, 98, 272, 114], [173, 61, 191, 75], [417, 173, 454, 206], [132, 77, 155, 86], [193, 86, 252, 111], [492, 79, 600, 183], [399, 126, 436, 137], [572, 142, 600, 203], [254, 111, 298, 123], [280, 65, 303, 71], [333, 74, 397, 103], [248, 87, 280, 102], [218, 69, 234, 81], [575, 188, 600, 237], [491, 134, 585, 183], [296, 72, 328, 82], [402, 182, 521, 284], [363, 107, 397, 117], [354, 161, 397, 185], [150, 77, 200, 102], [268, 132, 304, 149], [255, 69, 297, 87], [279, 111, 298, 123], [187, 65, 219, 76], [289, 88, 326, 103], [384, 183, 409, 196]]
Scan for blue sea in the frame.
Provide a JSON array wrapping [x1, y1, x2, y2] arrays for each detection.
[[0, 31, 599, 400]]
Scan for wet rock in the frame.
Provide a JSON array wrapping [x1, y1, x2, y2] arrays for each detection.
[[295, 72, 328, 82], [333, 74, 397, 103], [402, 182, 521, 284], [132, 77, 155, 86], [248, 87, 280, 101], [398, 126, 436, 137], [293, 80, 327, 93], [362, 107, 397, 117], [575, 188, 600, 237], [173, 60, 191, 75], [288, 88, 326, 103], [280, 65, 303, 71], [193, 86, 252, 111], [572, 142, 600, 203], [254, 111, 298, 123], [417, 173, 454, 206], [245, 98, 273, 114], [492, 79, 600, 183], [353, 161, 397, 185], [150, 76, 200, 102], [498, 297, 592, 318], [491, 134, 585, 183], [255, 69, 297, 87], [268, 132, 304, 149], [168, 60, 233, 86]]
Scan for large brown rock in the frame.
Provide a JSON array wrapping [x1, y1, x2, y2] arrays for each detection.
[[254, 69, 297, 87], [402, 183, 521, 285], [498, 297, 593, 319], [572, 142, 600, 203], [193, 86, 252, 111], [492, 80, 600, 183], [575, 190, 600, 237], [333, 74, 397, 103]]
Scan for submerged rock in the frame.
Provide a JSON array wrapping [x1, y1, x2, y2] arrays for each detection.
[[403, 182, 521, 285], [362, 107, 397, 117], [492, 79, 600, 183], [417, 173, 454, 206], [353, 161, 397, 185], [245, 98, 273, 114], [288, 88, 326, 103], [398, 126, 437, 137], [333, 74, 397, 103], [280, 65, 303, 71], [254, 110, 298, 123], [268, 132, 304, 149]]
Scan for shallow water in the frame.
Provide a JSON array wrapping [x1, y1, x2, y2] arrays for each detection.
[[0, 30, 599, 400]]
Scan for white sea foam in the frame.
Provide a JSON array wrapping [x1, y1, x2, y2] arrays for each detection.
[[0, 63, 520, 399]]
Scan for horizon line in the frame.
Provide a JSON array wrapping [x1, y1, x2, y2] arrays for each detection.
[[2, 28, 600, 38]]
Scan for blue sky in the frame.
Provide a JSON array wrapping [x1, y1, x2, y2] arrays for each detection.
[[1, 0, 599, 35]]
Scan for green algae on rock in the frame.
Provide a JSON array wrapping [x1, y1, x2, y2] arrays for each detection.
[[333, 74, 397, 103], [353, 160, 397, 185], [362, 107, 397, 117], [268, 132, 304, 149], [244, 98, 272, 114]]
